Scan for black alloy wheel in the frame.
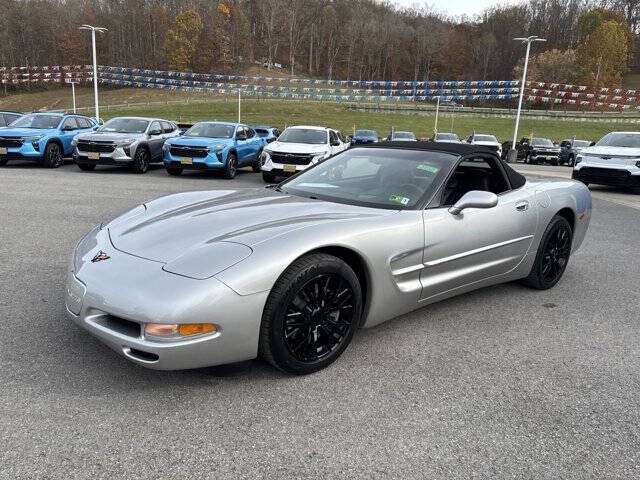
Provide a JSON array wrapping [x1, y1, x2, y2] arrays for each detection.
[[260, 253, 362, 374], [522, 215, 573, 290], [131, 147, 150, 174], [42, 142, 63, 168]]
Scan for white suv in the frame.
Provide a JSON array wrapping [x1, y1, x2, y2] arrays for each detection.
[[261, 126, 349, 182], [572, 131, 640, 193]]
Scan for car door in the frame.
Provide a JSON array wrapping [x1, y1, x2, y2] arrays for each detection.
[[419, 157, 537, 300], [147, 121, 164, 159], [234, 126, 251, 163], [59, 117, 80, 154], [244, 127, 261, 163]]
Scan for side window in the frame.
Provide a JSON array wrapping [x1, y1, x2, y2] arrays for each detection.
[[0, 115, 6, 127], [77, 117, 92, 128], [441, 157, 510, 206], [245, 127, 255, 138], [61, 117, 79, 130], [236, 126, 246, 138], [161, 121, 174, 133], [150, 121, 162, 134], [274, 129, 281, 137], [329, 130, 339, 145]]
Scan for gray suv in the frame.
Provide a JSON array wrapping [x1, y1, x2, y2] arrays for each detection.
[[73, 117, 180, 173]]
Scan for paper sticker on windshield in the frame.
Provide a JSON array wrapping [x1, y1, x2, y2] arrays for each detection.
[[416, 163, 440, 174], [389, 194, 410, 205]]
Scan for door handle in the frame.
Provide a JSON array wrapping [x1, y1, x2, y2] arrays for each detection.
[[515, 200, 529, 211]]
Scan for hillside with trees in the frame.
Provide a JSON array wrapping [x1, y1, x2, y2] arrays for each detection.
[[0, 0, 637, 86]]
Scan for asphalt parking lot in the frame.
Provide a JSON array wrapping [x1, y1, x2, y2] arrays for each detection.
[[1, 161, 640, 479]]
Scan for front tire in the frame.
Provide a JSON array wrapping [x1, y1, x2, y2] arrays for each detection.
[[131, 147, 150, 174], [521, 215, 573, 290], [262, 171, 276, 183], [166, 166, 183, 176], [77, 162, 96, 171], [223, 152, 237, 179], [568, 155, 575, 167], [259, 253, 363, 375], [41, 142, 63, 168]]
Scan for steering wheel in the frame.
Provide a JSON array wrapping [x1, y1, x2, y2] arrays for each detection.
[[396, 183, 423, 199]]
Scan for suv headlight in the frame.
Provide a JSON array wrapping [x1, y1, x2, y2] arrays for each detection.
[[311, 151, 329, 164], [208, 144, 226, 152], [115, 139, 135, 147], [575, 155, 583, 166], [23, 135, 44, 143]]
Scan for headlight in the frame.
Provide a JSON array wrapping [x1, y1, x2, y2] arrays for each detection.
[[575, 155, 582, 165], [72, 138, 78, 147], [311, 151, 329, 164], [115, 139, 135, 147], [23, 135, 44, 143], [208, 144, 226, 152]]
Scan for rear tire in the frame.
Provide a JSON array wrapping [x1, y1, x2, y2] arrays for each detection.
[[259, 253, 362, 375], [131, 147, 150, 174], [41, 142, 63, 168], [521, 215, 573, 290], [166, 166, 183, 176], [77, 162, 96, 171], [262, 171, 276, 183], [223, 152, 237, 179]]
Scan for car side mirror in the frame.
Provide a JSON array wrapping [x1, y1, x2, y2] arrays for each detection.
[[448, 191, 498, 216], [589, 141, 596, 146]]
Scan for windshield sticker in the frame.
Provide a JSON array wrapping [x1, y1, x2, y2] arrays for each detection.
[[416, 163, 440, 174], [389, 194, 411, 205]]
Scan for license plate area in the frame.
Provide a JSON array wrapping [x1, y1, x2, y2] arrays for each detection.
[[283, 164, 296, 173], [181, 157, 193, 165], [87, 152, 100, 160], [0, 147, 7, 155]]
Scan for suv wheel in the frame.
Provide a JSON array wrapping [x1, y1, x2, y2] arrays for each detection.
[[568, 155, 575, 167], [42, 142, 63, 168], [252, 150, 263, 173], [262, 171, 276, 183], [223, 152, 237, 179], [131, 147, 150, 174], [77, 162, 96, 171]]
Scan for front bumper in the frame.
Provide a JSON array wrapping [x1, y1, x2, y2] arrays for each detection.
[[65, 227, 268, 370], [163, 148, 226, 170], [572, 165, 640, 188], [531, 153, 560, 163], [73, 145, 135, 165], [0, 141, 44, 162], [261, 153, 313, 176]]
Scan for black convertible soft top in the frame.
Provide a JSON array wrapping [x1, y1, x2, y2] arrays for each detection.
[[353, 140, 527, 189]]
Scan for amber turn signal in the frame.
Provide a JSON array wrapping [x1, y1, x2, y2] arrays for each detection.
[[144, 323, 178, 336], [178, 323, 217, 336]]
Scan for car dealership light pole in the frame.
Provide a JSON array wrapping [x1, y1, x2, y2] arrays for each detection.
[[79, 24, 107, 123], [507, 36, 546, 163]]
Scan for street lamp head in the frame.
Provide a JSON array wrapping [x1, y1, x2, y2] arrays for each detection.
[[513, 36, 547, 44], [79, 25, 107, 33]]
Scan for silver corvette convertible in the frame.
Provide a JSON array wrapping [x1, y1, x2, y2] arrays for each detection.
[[66, 142, 591, 374]]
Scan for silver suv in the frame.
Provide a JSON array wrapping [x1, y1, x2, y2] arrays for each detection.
[[73, 117, 180, 173]]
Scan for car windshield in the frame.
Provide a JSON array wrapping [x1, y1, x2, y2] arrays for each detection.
[[573, 140, 590, 148], [9, 114, 61, 129], [355, 130, 377, 137], [532, 138, 553, 146], [278, 128, 327, 144], [393, 132, 415, 139], [184, 123, 235, 138], [597, 133, 640, 148], [99, 118, 149, 134], [436, 133, 458, 140], [474, 135, 497, 142], [280, 148, 453, 209]]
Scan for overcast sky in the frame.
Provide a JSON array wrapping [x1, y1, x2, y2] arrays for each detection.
[[391, 0, 523, 17]]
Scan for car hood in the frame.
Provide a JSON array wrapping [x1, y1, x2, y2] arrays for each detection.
[[0, 127, 52, 137], [107, 188, 393, 263], [266, 141, 328, 154], [581, 145, 640, 157], [167, 137, 233, 148], [75, 131, 143, 142]]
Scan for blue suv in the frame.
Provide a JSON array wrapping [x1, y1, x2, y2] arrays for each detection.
[[163, 121, 267, 179], [0, 112, 97, 168], [352, 129, 378, 144]]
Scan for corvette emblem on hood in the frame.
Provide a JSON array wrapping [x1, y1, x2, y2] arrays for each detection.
[[91, 251, 110, 263]]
